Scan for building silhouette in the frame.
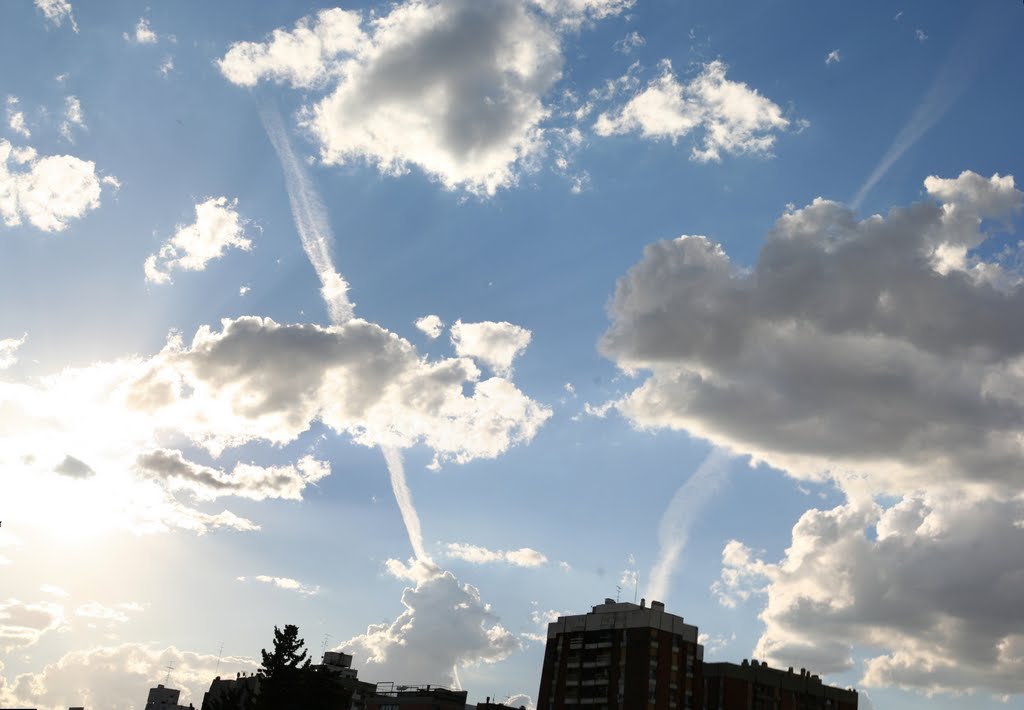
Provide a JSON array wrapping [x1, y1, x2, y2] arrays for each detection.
[[144, 684, 194, 710], [537, 599, 857, 710], [365, 683, 467, 709]]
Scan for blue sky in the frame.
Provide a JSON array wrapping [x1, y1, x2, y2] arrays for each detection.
[[2, 1, 1023, 708]]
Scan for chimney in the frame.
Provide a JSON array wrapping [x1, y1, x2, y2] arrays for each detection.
[[604, 598, 615, 605], [650, 600, 665, 612], [640, 598, 646, 607]]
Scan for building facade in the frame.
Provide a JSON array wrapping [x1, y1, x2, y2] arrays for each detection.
[[537, 600, 856, 710]]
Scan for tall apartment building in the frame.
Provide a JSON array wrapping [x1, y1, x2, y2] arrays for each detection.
[[538, 598, 703, 710], [537, 600, 857, 710]]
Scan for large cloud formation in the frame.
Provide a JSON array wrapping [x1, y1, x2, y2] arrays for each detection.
[[219, 1, 570, 194], [602, 171, 1024, 497], [0, 315, 549, 535], [601, 170, 1024, 696], [715, 494, 1024, 695], [342, 559, 520, 685], [0, 643, 256, 710]]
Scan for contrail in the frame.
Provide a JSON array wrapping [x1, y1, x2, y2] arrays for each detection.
[[645, 449, 732, 602], [262, 105, 427, 562], [381, 445, 428, 562], [852, 7, 1010, 211], [260, 106, 354, 325]]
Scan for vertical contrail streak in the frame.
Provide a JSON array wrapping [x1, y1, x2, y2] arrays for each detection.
[[260, 106, 355, 325], [381, 445, 428, 562], [852, 8, 1009, 211], [645, 449, 731, 603], [262, 105, 426, 562]]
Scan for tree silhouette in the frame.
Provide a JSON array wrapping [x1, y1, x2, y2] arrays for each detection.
[[256, 625, 310, 709]]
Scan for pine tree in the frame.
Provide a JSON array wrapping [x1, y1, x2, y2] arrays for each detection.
[[256, 625, 310, 709]]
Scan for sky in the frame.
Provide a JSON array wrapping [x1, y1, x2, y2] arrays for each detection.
[[1, 1, 1023, 709]]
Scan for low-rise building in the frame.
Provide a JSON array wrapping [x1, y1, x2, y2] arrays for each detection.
[[366, 683, 468, 710]]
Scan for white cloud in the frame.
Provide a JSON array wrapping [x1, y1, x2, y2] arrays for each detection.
[[237, 575, 320, 596], [75, 601, 143, 624], [218, 8, 365, 89], [415, 314, 445, 339], [135, 450, 330, 501], [220, 1, 568, 195], [124, 17, 157, 44], [825, 49, 841, 65], [0, 598, 64, 650], [0, 315, 549, 535], [0, 139, 107, 232], [0, 643, 256, 710], [715, 494, 1024, 695], [6, 97, 30, 139], [158, 56, 174, 77], [342, 559, 520, 685], [530, 0, 634, 29], [601, 171, 1024, 498], [34, 0, 77, 32], [915, 28, 928, 42], [445, 542, 548, 567], [144, 197, 252, 284], [504, 694, 536, 709], [0, 335, 25, 370], [39, 585, 69, 599], [450, 320, 532, 376], [594, 59, 791, 162], [60, 96, 85, 141], [613, 30, 645, 54]]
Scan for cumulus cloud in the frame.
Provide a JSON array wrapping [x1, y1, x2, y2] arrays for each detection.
[[220, 1, 570, 195], [504, 694, 535, 709], [594, 60, 791, 162], [54, 454, 95, 479], [601, 170, 1024, 497], [0, 598, 64, 650], [0, 315, 549, 534], [415, 314, 444, 339], [218, 8, 365, 88], [124, 18, 157, 44], [0, 139, 108, 232], [0, 643, 256, 710], [135, 450, 329, 502], [714, 494, 1024, 695], [342, 559, 520, 685], [34, 0, 77, 32], [237, 575, 320, 596], [0, 335, 25, 370], [144, 197, 251, 284], [450, 320, 532, 376], [445, 542, 548, 567]]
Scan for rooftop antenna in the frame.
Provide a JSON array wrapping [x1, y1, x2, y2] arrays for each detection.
[[214, 642, 224, 675], [163, 662, 175, 685], [321, 633, 332, 658], [615, 585, 622, 602]]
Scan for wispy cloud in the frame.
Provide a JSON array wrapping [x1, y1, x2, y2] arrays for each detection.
[[645, 450, 732, 602], [853, 8, 1008, 209]]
